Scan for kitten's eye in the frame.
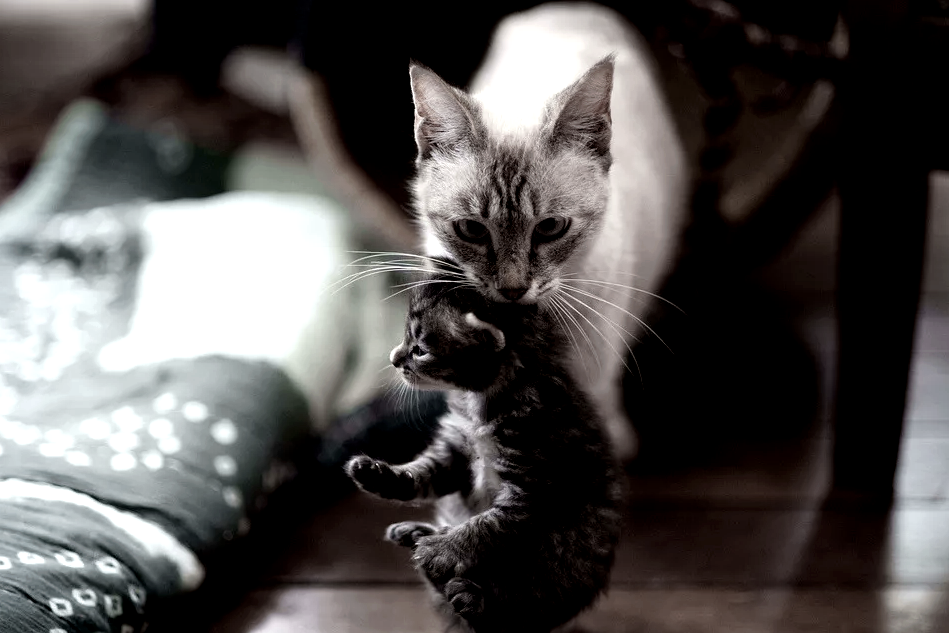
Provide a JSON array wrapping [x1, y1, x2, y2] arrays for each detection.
[[454, 219, 490, 243], [534, 216, 570, 241], [411, 345, 430, 359]]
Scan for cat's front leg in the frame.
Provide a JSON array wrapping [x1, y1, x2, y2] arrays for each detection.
[[345, 455, 419, 501], [385, 520, 446, 547]]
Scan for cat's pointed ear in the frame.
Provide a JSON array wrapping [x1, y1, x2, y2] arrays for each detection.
[[409, 63, 480, 160], [544, 55, 615, 167], [464, 312, 505, 351]]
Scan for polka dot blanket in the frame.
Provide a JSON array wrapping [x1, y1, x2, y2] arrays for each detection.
[[0, 204, 321, 632], [0, 98, 423, 633]]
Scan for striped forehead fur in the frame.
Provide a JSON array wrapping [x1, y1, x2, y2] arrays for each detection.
[[414, 136, 608, 230]]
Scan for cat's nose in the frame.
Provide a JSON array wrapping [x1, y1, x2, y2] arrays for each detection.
[[390, 344, 405, 367], [498, 287, 528, 301]]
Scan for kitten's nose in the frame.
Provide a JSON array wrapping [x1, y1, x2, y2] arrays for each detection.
[[390, 344, 405, 367], [498, 287, 528, 301]]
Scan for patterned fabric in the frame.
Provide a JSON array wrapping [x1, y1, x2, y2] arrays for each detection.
[[0, 101, 315, 633], [0, 97, 442, 632], [0, 204, 311, 633]]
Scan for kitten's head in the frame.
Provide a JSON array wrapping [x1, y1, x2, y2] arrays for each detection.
[[409, 56, 615, 305], [390, 267, 517, 392]]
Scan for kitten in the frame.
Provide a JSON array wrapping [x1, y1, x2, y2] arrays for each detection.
[[408, 3, 689, 461], [345, 265, 624, 633]]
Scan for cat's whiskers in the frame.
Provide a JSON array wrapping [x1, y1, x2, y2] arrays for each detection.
[[345, 250, 465, 272], [561, 277, 685, 314], [383, 279, 477, 302], [550, 293, 602, 373], [412, 383, 424, 429], [397, 379, 411, 414], [382, 374, 403, 408], [347, 263, 467, 280], [560, 283, 672, 353], [544, 297, 593, 379], [329, 263, 465, 297], [328, 265, 430, 295], [554, 288, 637, 380], [558, 288, 644, 382], [389, 277, 470, 290], [328, 253, 469, 297]]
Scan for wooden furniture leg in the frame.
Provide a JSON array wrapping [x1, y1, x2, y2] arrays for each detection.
[[832, 0, 931, 503]]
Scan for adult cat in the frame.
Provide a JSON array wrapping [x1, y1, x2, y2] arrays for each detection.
[[409, 3, 688, 459]]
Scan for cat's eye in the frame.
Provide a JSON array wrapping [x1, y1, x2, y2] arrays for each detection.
[[454, 219, 490, 243], [410, 345, 431, 359], [534, 216, 570, 241]]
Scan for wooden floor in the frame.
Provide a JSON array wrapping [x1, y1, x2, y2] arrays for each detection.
[[209, 178, 949, 632], [204, 177, 949, 631], [1, 9, 945, 631]]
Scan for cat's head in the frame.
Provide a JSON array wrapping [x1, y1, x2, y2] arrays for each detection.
[[390, 270, 516, 392], [409, 56, 615, 305]]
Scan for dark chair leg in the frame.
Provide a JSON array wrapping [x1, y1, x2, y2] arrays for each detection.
[[832, 1, 930, 504]]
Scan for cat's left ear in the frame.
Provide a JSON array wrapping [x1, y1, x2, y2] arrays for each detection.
[[464, 313, 505, 351], [544, 55, 614, 168], [409, 63, 482, 161]]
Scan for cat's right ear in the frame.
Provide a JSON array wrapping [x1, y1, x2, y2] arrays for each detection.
[[464, 312, 505, 351], [543, 55, 615, 168], [409, 63, 480, 160]]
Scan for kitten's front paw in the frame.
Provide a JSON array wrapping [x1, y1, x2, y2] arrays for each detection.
[[344, 455, 417, 501], [445, 577, 484, 618], [385, 521, 441, 548], [413, 532, 471, 588]]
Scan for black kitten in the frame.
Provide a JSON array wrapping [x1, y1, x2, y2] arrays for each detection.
[[345, 268, 624, 633]]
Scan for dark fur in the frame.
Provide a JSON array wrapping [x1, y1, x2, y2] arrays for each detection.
[[345, 266, 624, 633]]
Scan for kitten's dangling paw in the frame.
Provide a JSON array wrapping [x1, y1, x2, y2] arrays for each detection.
[[344, 455, 417, 500], [385, 521, 440, 548], [413, 532, 470, 587], [445, 578, 484, 618]]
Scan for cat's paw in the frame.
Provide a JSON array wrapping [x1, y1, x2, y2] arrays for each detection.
[[385, 521, 441, 548], [344, 455, 417, 501], [445, 577, 484, 618], [413, 531, 471, 587]]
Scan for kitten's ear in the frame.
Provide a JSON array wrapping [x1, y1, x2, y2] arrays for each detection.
[[544, 55, 615, 167], [464, 312, 505, 351], [409, 63, 480, 160]]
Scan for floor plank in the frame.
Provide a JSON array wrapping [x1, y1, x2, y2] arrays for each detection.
[[208, 105, 949, 633], [264, 493, 949, 587], [578, 588, 949, 633], [209, 587, 440, 633], [210, 586, 949, 633]]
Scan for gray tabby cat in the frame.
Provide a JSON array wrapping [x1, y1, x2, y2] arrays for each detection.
[[409, 3, 688, 460], [346, 265, 623, 633]]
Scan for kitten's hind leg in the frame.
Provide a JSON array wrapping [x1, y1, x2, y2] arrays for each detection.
[[445, 577, 484, 618], [385, 521, 443, 548]]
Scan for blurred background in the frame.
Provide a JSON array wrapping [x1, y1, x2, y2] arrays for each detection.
[[0, 1, 947, 632]]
